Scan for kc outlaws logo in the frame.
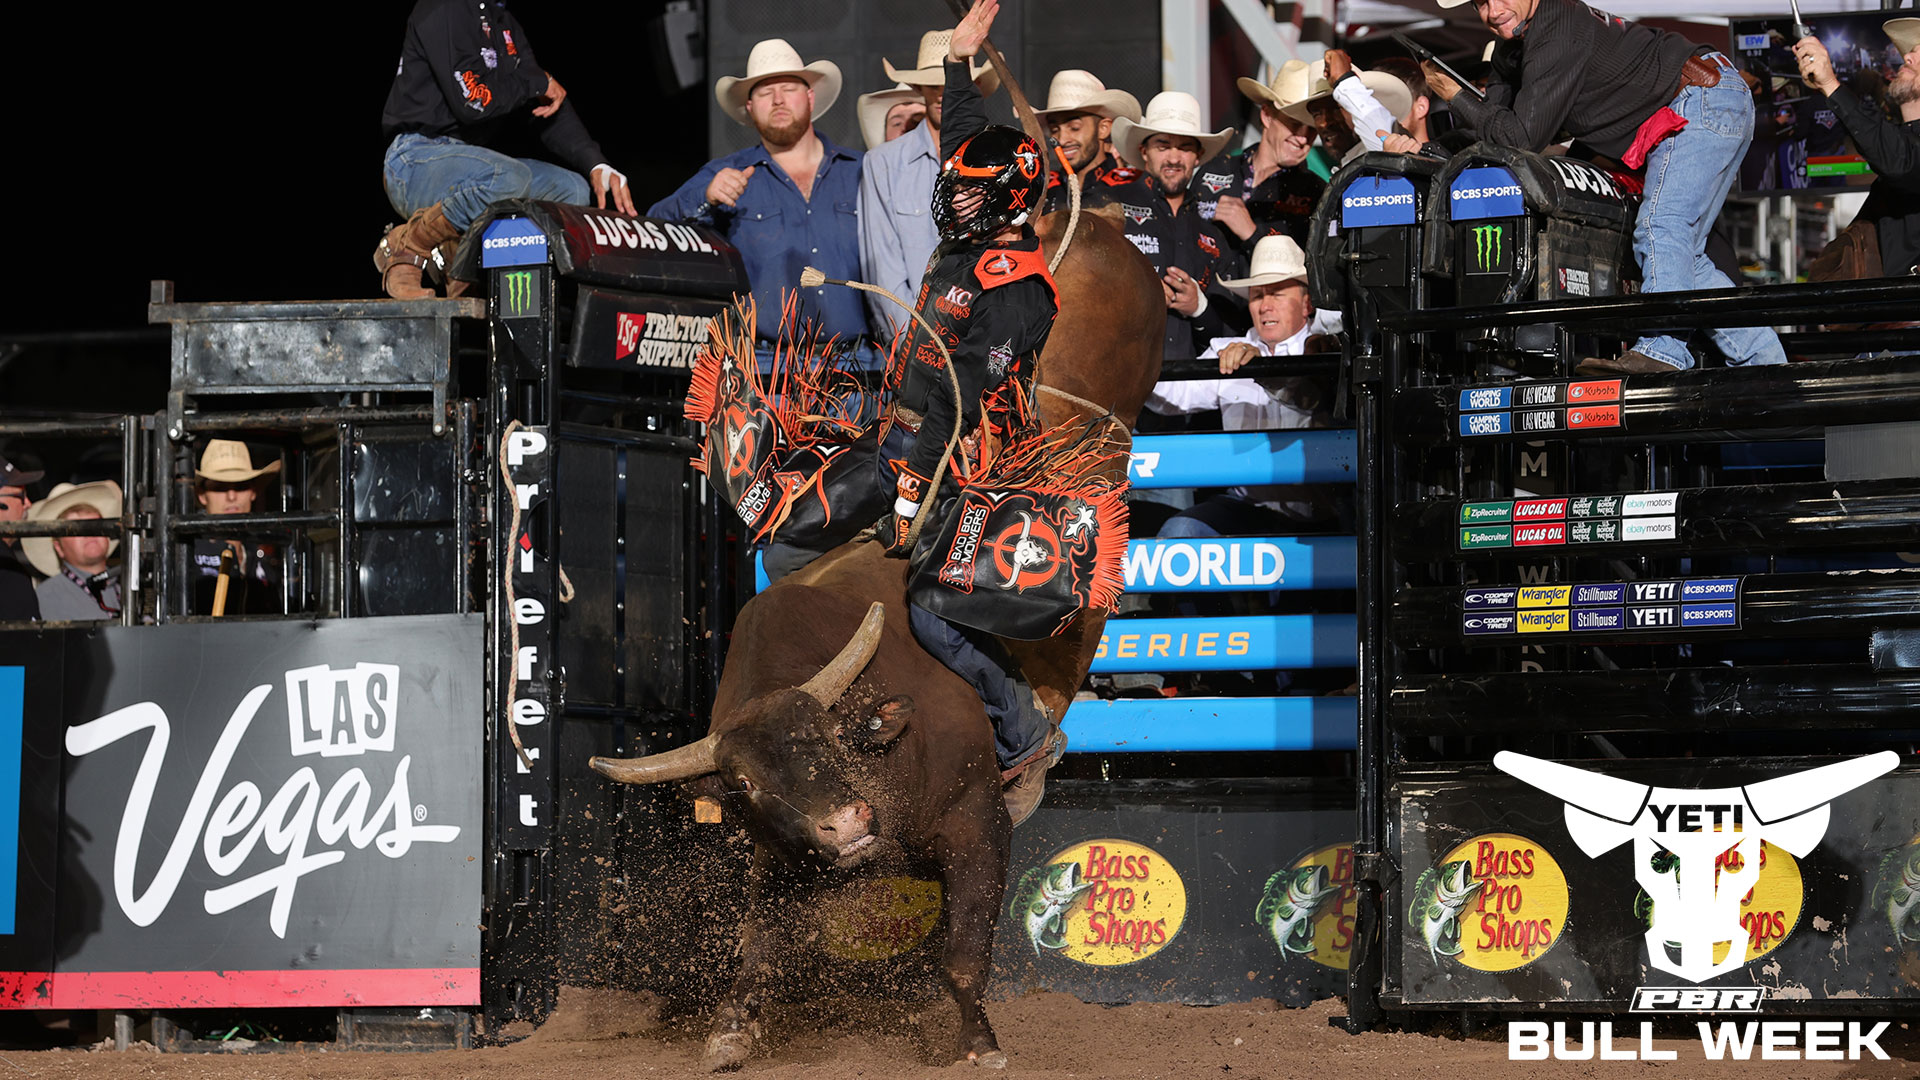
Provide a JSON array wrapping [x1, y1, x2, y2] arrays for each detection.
[[1010, 839, 1186, 965]]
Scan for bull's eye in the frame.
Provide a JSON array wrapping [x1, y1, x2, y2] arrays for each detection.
[[736, 775, 755, 793]]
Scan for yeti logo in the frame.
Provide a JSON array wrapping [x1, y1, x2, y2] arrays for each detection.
[[1496, 751, 1898, 982]]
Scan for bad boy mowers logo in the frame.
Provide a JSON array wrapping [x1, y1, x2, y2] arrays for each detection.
[[1010, 839, 1186, 965], [1497, 751, 1898, 982]]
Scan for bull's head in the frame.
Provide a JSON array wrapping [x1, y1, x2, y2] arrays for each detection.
[[589, 603, 909, 871], [1496, 751, 1897, 982]]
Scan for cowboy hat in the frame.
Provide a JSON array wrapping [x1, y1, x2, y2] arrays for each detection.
[[0, 452, 42, 490], [856, 83, 924, 150], [1349, 66, 1416, 128], [1888, 17, 1920, 56], [22, 480, 120, 578], [1111, 92, 1236, 168], [883, 30, 1001, 95], [1219, 235, 1310, 293], [715, 39, 844, 125], [196, 439, 282, 483], [1032, 69, 1143, 122], [1239, 59, 1332, 121]]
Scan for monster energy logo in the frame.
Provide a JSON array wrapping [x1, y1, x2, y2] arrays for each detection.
[[501, 270, 537, 317], [1472, 225, 1505, 272]]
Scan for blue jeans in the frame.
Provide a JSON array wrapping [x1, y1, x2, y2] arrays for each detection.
[[1630, 55, 1787, 370], [382, 133, 591, 232], [908, 603, 1048, 770]]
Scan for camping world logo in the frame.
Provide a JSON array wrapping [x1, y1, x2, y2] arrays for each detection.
[[501, 270, 537, 317], [1472, 224, 1505, 273]]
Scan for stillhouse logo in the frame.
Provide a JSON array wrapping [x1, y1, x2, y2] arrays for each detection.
[[501, 270, 538, 318], [1472, 224, 1506, 273], [1261, 842, 1356, 969], [1010, 839, 1185, 965], [1410, 832, 1569, 971]]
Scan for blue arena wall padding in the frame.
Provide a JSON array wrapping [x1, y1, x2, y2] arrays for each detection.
[[1122, 536, 1355, 592], [1090, 615, 1358, 672], [1062, 696, 1358, 752], [1128, 430, 1357, 488]]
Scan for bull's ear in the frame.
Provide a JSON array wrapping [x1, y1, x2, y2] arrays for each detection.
[[679, 773, 729, 801], [848, 695, 914, 750]]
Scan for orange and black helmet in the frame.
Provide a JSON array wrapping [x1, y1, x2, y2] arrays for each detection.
[[932, 125, 1048, 243]]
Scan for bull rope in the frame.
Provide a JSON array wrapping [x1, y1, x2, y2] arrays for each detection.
[[498, 418, 575, 771]]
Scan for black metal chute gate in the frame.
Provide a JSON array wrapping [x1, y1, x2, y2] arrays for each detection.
[[1344, 273, 1920, 1026]]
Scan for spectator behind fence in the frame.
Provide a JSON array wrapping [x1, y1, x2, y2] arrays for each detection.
[[376, 0, 634, 300], [1796, 20, 1920, 280], [1199, 60, 1331, 253], [856, 84, 926, 150], [191, 440, 283, 617], [1315, 51, 1416, 159], [0, 453, 42, 621], [1112, 93, 1246, 363], [1145, 236, 1347, 538], [858, 30, 1001, 339], [1370, 57, 1448, 156], [25, 482, 122, 623], [1426, 0, 1786, 375], [651, 41, 877, 368], [1034, 70, 1144, 185]]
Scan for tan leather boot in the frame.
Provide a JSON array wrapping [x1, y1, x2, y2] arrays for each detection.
[[374, 203, 462, 300]]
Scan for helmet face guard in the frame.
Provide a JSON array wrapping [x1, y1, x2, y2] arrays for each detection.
[[932, 126, 1049, 244]]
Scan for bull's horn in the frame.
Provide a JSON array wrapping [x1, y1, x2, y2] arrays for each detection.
[[1494, 751, 1652, 823], [797, 602, 887, 707], [1745, 750, 1899, 823], [590, 732, 720, 785]]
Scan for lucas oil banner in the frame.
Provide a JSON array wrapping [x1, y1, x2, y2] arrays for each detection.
[[0, 615, 483, 1009]]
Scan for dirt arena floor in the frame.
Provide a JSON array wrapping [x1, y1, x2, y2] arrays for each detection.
[[3, 990, 1916, 1080]]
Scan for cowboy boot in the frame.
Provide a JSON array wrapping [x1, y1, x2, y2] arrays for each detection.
[[427, 239, 475, 298], [373, 203, 462, 300]]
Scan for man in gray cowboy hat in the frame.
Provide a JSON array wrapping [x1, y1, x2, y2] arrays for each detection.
[[0, 452, 43, 621], [1112, 92, 1247, 364], [652, 40, 877, 366], [1795, 19, 1920, 278], [857, 29, 1001, 337], [191, 440, 284, 616], [26, 481, 122, 623]]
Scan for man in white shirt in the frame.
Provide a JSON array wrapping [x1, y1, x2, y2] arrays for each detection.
[[1145, 235, 1346, 537]]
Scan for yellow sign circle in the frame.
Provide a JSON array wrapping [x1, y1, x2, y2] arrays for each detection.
[[1417, 832, 1570, 973], [817, 877, 943, 962], [1011, 839, 1186, 966], [1636, 841, 1804, 967], [1261, 842, 1358, 970]]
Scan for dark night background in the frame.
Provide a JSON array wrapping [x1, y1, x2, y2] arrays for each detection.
[[2, 3, 708, 413]]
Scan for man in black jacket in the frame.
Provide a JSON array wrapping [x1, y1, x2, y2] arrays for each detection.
[[374, 0, 635, 299], [0, 454, 41, 622], [1795, 18, 1920, 277], [1427, 0, 1787, 374]]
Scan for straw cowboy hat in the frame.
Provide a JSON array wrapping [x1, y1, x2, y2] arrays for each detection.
[[856, 83, 923, 149], [1032, 70, 1143, 122], [883, 30, 1001, 95], [1220, 235, 1310, 294], [1239, 59, 1332, 120], [22, 480, 120, 578], [1111, 92, 1237, 168], [196, 439, 282, 483], [715, 39, 844, 125], [1888, 17, 1920, 55]]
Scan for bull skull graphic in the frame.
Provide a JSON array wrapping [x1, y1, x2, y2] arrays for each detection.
[[1495, 751, 1898, 983]]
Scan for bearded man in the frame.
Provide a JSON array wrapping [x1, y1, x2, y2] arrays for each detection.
[[652, 40, 876, 367], [1795, 19, 1920, 278]]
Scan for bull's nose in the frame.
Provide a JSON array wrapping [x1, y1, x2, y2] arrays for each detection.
[[816, 800, 874, 843]]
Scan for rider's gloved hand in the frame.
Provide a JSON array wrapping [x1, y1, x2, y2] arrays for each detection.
[[881, 466, 931, 559]]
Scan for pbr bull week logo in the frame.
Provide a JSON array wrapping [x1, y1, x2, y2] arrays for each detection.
[[1010, 839, 1186, 965], [1491, 752, 1900, 1061]]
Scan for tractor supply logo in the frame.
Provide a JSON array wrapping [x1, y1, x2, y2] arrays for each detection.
[[1262, 842, 1357, 969], [1633, 841, 1804, 969], [818, 877, 942, 962], [1557, 267, 1591, 296], [1471, 225, 1506, 273], [63, 665, 463, 939], [501, 270, 538, 318], [1011, 840, 1186, 965], [1410, 833, 1569, 972], [1497, 751, 1897, 983], [614, 310, 711, 368]]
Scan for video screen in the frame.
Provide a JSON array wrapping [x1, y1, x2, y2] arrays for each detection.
[[1730, 14, 1903, 196]]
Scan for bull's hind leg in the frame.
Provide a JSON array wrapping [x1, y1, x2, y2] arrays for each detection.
[[934, 822, 1011, 1067]]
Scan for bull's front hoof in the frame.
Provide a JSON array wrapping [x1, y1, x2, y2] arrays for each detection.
[[702, 1032, 754, 1072], [963, 1049, 1008, 1069]]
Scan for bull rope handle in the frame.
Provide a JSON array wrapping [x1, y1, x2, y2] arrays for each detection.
[[211, 545, 235, 618], [497, 419, 577, 772]]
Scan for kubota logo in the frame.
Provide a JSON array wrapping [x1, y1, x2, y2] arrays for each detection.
[[502, 270, 536, 317], [1497, 751, 1898, 982], [1473, 224, 1505, 272]]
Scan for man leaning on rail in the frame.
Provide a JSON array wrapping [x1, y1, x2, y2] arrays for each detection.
[[1795, 19, 1920, 280], [1425, 0, 1788, 375]]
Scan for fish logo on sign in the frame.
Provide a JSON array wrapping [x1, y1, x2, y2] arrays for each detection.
[[1496, 751, 1899, 982]]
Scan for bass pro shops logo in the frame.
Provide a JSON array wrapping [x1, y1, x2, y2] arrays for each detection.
[[1497, 751, 1898, 982], [64, 665, 462, 939], [1471, 224, 1505, 273]]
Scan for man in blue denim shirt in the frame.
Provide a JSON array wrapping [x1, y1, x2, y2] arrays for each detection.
[[651, 40, 877, 368]]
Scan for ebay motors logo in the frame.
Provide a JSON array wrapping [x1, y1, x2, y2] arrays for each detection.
[[64, 664, 461, 938]]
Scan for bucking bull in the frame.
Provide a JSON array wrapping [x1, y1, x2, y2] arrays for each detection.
[[590, 201, 1162, 1067]]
